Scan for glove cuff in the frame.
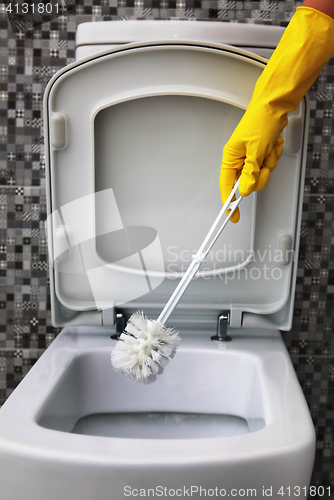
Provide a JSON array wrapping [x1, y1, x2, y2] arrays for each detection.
[[251, 6, 334, 117]]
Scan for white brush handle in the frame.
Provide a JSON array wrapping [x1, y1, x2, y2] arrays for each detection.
[[157, 179, 242, 325]]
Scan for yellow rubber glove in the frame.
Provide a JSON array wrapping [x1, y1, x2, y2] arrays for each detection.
[[220, 6, 334, 223]]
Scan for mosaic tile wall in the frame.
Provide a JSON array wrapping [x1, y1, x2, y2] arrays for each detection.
[[0, 0, 333, 495]]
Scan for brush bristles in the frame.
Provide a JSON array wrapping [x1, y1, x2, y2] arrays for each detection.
[[111, 311, 181, 383]]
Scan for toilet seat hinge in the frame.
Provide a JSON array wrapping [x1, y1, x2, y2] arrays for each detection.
[[211, 311, 232, 342], [110, 311, 126, 340], [102, 307, 115, 326]]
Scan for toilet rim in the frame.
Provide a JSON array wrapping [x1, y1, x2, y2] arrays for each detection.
[[0, 422, 309, 466], [0, 331, 315, 465]]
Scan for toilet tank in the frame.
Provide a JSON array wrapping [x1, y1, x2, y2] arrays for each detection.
[[75, 20, 285, 60]]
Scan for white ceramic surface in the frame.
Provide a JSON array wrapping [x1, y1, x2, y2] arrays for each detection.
[[75, 20, 284, 59], [0, 328, 315, 500]]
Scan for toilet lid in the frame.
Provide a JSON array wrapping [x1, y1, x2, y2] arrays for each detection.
[[44, 41, 308, 330]]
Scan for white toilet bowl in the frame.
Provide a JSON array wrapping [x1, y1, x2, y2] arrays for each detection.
[[0, 328, 315, 499], [0, 21, 316, 500]]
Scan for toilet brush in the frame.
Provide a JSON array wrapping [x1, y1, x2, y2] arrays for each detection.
[[111, 179, 242, 382]]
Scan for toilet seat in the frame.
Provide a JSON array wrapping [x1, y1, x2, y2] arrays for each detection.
[[44, 41, 308, 332]]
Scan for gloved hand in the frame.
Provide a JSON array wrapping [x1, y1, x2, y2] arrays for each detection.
[[220, 6, 334, 222]]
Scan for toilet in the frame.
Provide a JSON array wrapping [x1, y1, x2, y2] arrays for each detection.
[[0, 21, 316, 500]]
